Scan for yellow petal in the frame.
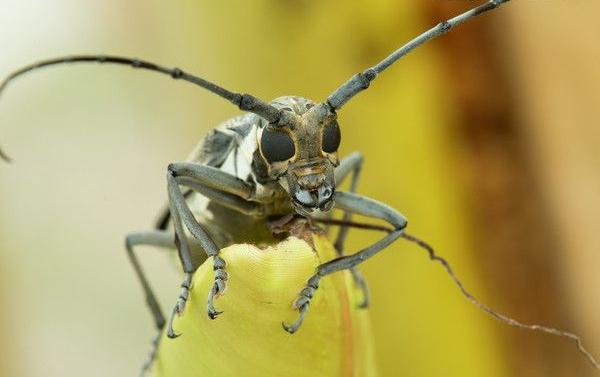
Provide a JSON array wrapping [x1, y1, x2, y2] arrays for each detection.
[[152, 234, 376, 377]]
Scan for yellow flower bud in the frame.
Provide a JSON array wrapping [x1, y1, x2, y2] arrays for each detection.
[[151, 234, 376, 377]]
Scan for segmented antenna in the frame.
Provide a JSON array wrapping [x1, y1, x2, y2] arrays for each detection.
[[0, 145, 11, 163], [400, 232, 600, 369], [311, 217, 599, 368], [0, 55, 282, 162], [327, 0, 511, 110]]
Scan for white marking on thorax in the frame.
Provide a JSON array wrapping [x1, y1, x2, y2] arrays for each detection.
[[220, 125, 257, 181], [188, 124, 260, 221]]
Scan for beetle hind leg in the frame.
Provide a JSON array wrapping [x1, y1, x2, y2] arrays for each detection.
[[166, 162, 262, 327], [282, 267, 369, 334], [140, 332, 161, 377], [349, 268, 370, 309], [284, 191, 406, 334]]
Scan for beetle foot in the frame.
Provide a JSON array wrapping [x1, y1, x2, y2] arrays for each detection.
[[350, 268, 370, 309], [207, 255, 227, 319], [139, 332, 161, 376], [282, 274, 321, 334], [166, 273, 193, 339]]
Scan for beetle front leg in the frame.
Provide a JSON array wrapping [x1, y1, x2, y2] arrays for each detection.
[[164, 162, 265, 337], [283, 191, 407, 333], [282, 275, 320, 334], [165, 166, 224, 337]]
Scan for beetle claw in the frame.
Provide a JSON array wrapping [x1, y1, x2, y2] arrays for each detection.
[[166, 274, 192, 339], [207, 256, 227, 319], [282, 302, 309, 334]]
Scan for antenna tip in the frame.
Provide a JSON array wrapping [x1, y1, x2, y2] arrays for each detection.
[[0, 147, 13, 164]]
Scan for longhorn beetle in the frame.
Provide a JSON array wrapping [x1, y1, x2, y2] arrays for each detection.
[[1, 0, 598, 371]]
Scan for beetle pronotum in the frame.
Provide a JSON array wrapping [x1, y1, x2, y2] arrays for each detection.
[[1, 0, 598, 372]]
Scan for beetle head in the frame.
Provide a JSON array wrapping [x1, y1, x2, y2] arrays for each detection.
[[257, 96, 340, 215]]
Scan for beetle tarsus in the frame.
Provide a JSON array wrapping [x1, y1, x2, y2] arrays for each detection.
[[207, 283, 224, 319], [0, 145, 12, 163], [139, 332, 161, 376], [166, 305, 181, 339], [282, 302, 310, 334], [166, 273, 193, 339], [350, 268, 370, 309], [282, 274, 320, 333], [207, 255, 227, 319]]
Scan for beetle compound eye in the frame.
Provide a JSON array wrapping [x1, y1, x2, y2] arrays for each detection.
[[322, 122, 341, 153], [260, 128, 295, 163]]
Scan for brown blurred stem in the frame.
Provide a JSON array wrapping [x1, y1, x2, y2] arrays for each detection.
[[420, 1, 593, 374]]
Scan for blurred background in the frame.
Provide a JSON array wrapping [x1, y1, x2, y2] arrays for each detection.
[[0, 0, 598, 376]]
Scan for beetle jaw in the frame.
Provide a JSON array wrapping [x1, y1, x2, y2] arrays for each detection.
[[281, 159, 336, 215]]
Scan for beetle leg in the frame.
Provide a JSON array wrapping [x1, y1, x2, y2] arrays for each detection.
[[333, 152, 370, 308], [166, 273, 194, 339], [140, 332, 161, 377], [283, 191, 407, 333], [282, 275, 320, 334], [154, 162, 265, 230], [320, 191, 407, 275], [125, 230, 206, 375], [333, 152, 363, 251], [207, 255, 228, 319], [166, 166, 220, 337], [168, 162, 255, 200], [165, 163, 266, 332], [176, 176, 264, 217], [127, 229, 211, 327], [349, 270, 370, 309]]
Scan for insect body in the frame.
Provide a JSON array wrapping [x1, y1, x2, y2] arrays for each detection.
[[153, 94, 388, 337], [3, 0, 598, 372], [152, 96, 348, 283]]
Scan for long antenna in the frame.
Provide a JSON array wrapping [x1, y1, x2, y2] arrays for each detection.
[[311, 217, 599, 369], [400, 232, 600, 370], [327, 0, 511, 110], [0, 55, 282, 162]]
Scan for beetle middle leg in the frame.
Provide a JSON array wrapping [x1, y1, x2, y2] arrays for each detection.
[[126, 229, 209, 328], [126, 230, 179, 331], [126, 229, 208, 375], [283, 191, 407, 333], [333, 152, 370, 308]]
